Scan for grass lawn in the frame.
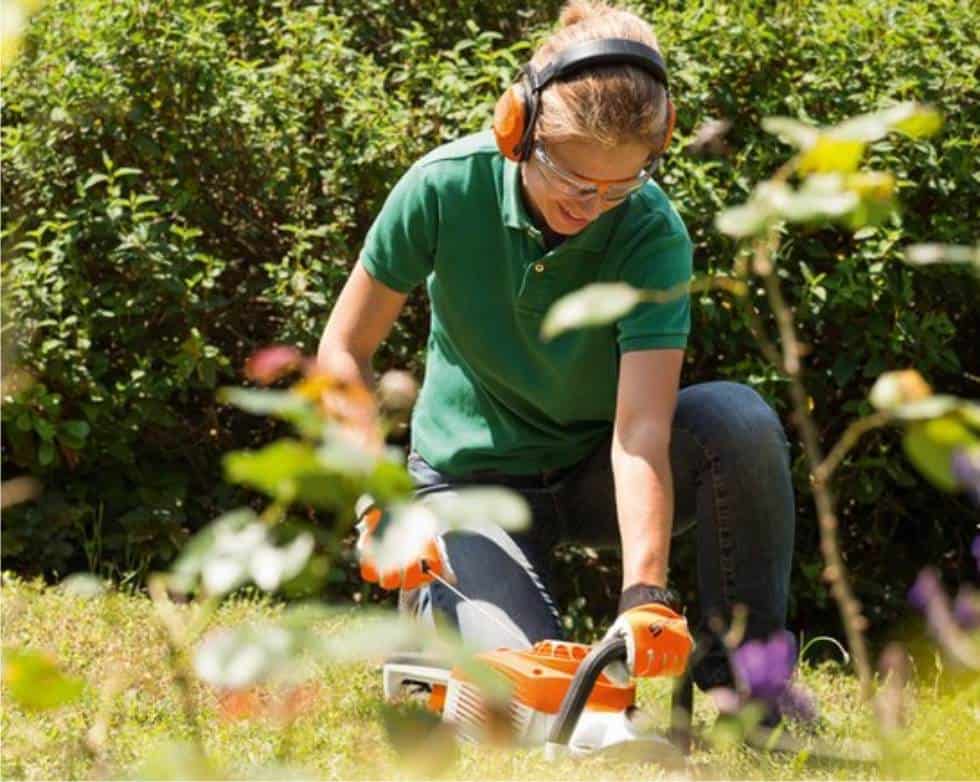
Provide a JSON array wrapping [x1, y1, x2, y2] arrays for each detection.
[[2, 574, 978, 780]]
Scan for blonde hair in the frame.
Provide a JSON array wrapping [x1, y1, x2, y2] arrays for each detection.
[[531, 1, 669, 151]]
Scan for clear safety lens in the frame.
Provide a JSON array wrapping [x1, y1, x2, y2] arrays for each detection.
[[532, 144, 654, 203]]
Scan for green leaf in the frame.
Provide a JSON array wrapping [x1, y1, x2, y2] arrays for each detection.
[[317, 611, 424, 663], [219, 387, 321, 438], [247, 533, 315, 593], [169, 508, 257, 594], [541, 283, 642, 340], [58, 420, 90, 447], [364, 455, 416, 506], [129, 742, 218, 781], [763, 104, 941, 175], [422, 487, 530, 533], [960, 403, 980, 432], [830, 353, 858, 387], [831, 102, 942, 142], [225, 440, 319, 499], [38, 441, 55, 466], [869, 369, 933, 411], [113, 167, 143, 178], [379, 702, 458, 777], [194, 625, 304, 689], [780, 175, 860, 221], [761, 117, 819, 149], [716, 185, 777, 237], [224, 440, 341, 508], [889, 396, 961, 421], [903, 416, 978, 492], [2, 648, 85, 710], [169, 508, 315, 596], [798, 137, 866, 174], [762, 116, 867, 173], [58, 573, 107, 598], [718, 178, 863, 238], [33, 418, 56, 441], [904, 244, 980, 271], [82, 173, 109, 190], [890, 108, 943, 138]]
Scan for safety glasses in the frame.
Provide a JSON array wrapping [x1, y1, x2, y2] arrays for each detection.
[[531, 143, 657, 203]]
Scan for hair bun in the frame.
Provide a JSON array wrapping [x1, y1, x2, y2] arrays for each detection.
[[559, 0, 611, 29]]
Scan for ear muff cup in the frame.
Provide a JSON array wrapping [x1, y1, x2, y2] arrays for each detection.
[[493, 84, 529, 162]]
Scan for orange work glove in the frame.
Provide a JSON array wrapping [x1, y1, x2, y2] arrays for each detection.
[[604, 602, 693, 678], [355, 499, 453, 591]]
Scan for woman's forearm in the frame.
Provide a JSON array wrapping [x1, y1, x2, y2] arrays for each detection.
[[611, 428, 674, 590]]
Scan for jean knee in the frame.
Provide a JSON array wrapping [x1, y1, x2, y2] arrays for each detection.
[[676, 381, 788, 458]]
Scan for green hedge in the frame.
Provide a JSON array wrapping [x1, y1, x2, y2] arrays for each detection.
[[3, 0, 977, 635]]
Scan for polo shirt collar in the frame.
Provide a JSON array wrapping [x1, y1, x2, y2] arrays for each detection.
[[500, 158, 623, 254], [501, 159, 528, 230]]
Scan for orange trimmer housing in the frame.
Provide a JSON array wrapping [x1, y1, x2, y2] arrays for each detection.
[[384, 606, 694, 755], [435, 640, 635, 716]]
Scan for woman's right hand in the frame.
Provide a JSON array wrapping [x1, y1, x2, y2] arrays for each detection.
[[355, 501, 453, 591]]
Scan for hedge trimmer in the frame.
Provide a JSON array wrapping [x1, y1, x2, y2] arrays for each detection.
[[382, 568, 695, 764]]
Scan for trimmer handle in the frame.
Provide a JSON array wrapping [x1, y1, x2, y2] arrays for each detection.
[[545, 634, 629, 749]]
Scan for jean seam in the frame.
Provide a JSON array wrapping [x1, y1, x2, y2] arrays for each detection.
[[674, 423, 737, 611]]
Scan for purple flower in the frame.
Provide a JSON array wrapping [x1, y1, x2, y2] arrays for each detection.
[[908, 567, 980, 669], [733, 631, 796, 702], [908, 567, 943, 612], [731, 631, 817, 723], [953, 587, 980, 632], [776, 685, 818, 723], [951, 449, 980, 507], [972, 536, 980, 573]]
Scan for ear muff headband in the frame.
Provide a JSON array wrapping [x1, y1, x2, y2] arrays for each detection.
[[493, 38, 674, 162]]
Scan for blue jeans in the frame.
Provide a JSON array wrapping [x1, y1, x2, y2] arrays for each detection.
[[403, 381, 795, 691]]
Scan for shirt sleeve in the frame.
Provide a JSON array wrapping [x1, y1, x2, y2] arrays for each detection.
[[615, 219, 693, 353], [358, 162, 439, 293]]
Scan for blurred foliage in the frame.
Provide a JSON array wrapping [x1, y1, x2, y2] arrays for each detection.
[[1, 646, 86, 710], [2, 0, 978, 639]]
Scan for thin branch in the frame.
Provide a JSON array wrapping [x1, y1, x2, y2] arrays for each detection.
[[736, 294, 785, 373], [148, 575, 206, 748], [814, 411, 892, 488], [750, 234, 874, 701], [759, 239, 801, 376]]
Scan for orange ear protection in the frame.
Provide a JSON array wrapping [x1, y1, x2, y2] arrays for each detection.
[[493, 38, 675, 163]]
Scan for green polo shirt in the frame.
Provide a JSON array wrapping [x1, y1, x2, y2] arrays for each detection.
[[359, 130, 692, 476]]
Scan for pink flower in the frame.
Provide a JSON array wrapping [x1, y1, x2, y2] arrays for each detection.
[[245, 346, 306, 385]]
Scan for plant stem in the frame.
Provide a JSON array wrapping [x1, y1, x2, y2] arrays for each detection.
[[167, 643, 203, 746], [753, 235, 874, 700], [814, 412, 892, 487], [148, 575, 206, 748]]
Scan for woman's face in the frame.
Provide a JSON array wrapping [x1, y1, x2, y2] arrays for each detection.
[[520, 138, 654, 236]]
